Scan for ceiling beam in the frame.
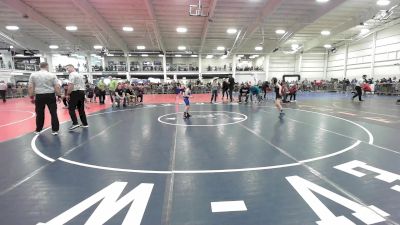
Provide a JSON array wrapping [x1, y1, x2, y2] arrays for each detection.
[[266, 0, 347, 52], [231, 0, 283, 53], [0, 29, 49, 52], [303, 6, 386, 51], [71, 0, 129, 53], [0, 0, 91, 51], [199, 0, 218, 53], [144, 0, 165, 54]]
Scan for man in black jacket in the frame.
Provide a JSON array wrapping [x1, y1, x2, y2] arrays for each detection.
[[228, 75, 235, 102]]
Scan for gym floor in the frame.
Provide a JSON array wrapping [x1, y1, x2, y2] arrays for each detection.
[[0, 93, 399, 225]]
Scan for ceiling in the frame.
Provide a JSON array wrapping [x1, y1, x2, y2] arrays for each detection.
[[0, 0, 399, 56]]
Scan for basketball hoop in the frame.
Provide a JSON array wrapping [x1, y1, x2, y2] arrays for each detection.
[[189, 0, 209, 17]]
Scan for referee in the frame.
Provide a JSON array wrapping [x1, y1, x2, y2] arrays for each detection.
[[65, 64, 88, 130], [28, 62, 61, 135]]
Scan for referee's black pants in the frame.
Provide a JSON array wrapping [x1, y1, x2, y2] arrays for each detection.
[[353, 86, 362, 101], [68, 90, 88, 126], [35, 93, 59, 132], [0, 90, 6, 102]]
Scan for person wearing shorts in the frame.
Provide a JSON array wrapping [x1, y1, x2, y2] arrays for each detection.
[[183, 84, 192, 119], [272, 77, 285, 118]]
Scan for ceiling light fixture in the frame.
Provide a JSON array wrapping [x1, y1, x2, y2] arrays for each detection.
[[291, 43, 300, 50], [360, 28, 370, 34], [220, 55, 227, 59], [9, 45, 13, 49], [175, 54, 182, 57], [191, 55, 198, 57], [176, 27, 187, 33], [178, 46, 186, 50], [141, 54, 148, 57], [93, 45, 103, 49], [321, 30, 331, 36], [49, 45, 59, 49], [206, 55, 214, 59], [137, 46, 146, 50], [123, 26, 134, 32], [316, 0, 330, 2], [217, 46, 225, 51], [6, 25, 19, 30], [159, 54, 164, 57], [377, 0, 390, 6], [255, 46, 263, 51], [66, 26, 78, 31], [275, 29, 286, 34], [324, 44, 332, 49], [227, 28, 237, 34]]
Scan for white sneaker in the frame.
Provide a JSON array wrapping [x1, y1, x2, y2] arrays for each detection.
[[34, 131, 41, 135], [69, 124, 80, 130], [81, 124, 89, 128], [52, 131, 59, 136]]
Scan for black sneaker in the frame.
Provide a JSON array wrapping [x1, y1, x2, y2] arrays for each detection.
[[69, 124, 80, 130]]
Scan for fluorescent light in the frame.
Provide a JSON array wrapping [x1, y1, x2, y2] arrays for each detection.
[[91, 54, 97, 56], [93, 45, 103, 49], [227, 28, 237, 34], [360, 28, 370, 34], [176, 27, 187, 33], [66, 26, 77, 31], [107, 54, 114, 56], [123, 26, 134, 32], [237, 54, 244, 57], [175, 54, 182, 57], [159, 54, 164, 57], [34, 54, 42, 57], [217, 46, 225, 51], [249, 55, 259, 59], [49, 45, 59, 49], [141, 54, 148, 57], [206, 55, 214, 59], [9, 45, 13, 49], [316, 0, 329, 2], [15, 54, 24, 57], [220, 55, 227, 59], [291, 43, 299, 50], [137, 46, 145, 50], [178, 46, 186, 50], [377, 0, 390, 6], [275, 29, 286, 34], [191, 55, 198, 57], [324, 44, 332, 49], [6, 25, 19, 30], [321, 30, 331, 36], [255, 46, 263, 51]]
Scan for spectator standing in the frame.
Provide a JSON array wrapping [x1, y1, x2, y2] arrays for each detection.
[[228, 75, 235, 102], [210, 79, 218, 103], [0, 80, 7, 103]]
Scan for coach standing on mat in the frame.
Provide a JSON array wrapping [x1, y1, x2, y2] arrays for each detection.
[[28, 62, 61, 135], [65, 64, 88, 130]]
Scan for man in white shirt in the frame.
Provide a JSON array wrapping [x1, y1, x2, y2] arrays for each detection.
[[0, 80, 7, 103], [28, 62, 61, 135], [352, 75, 365, 102], [66, 64, 88, 130]]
